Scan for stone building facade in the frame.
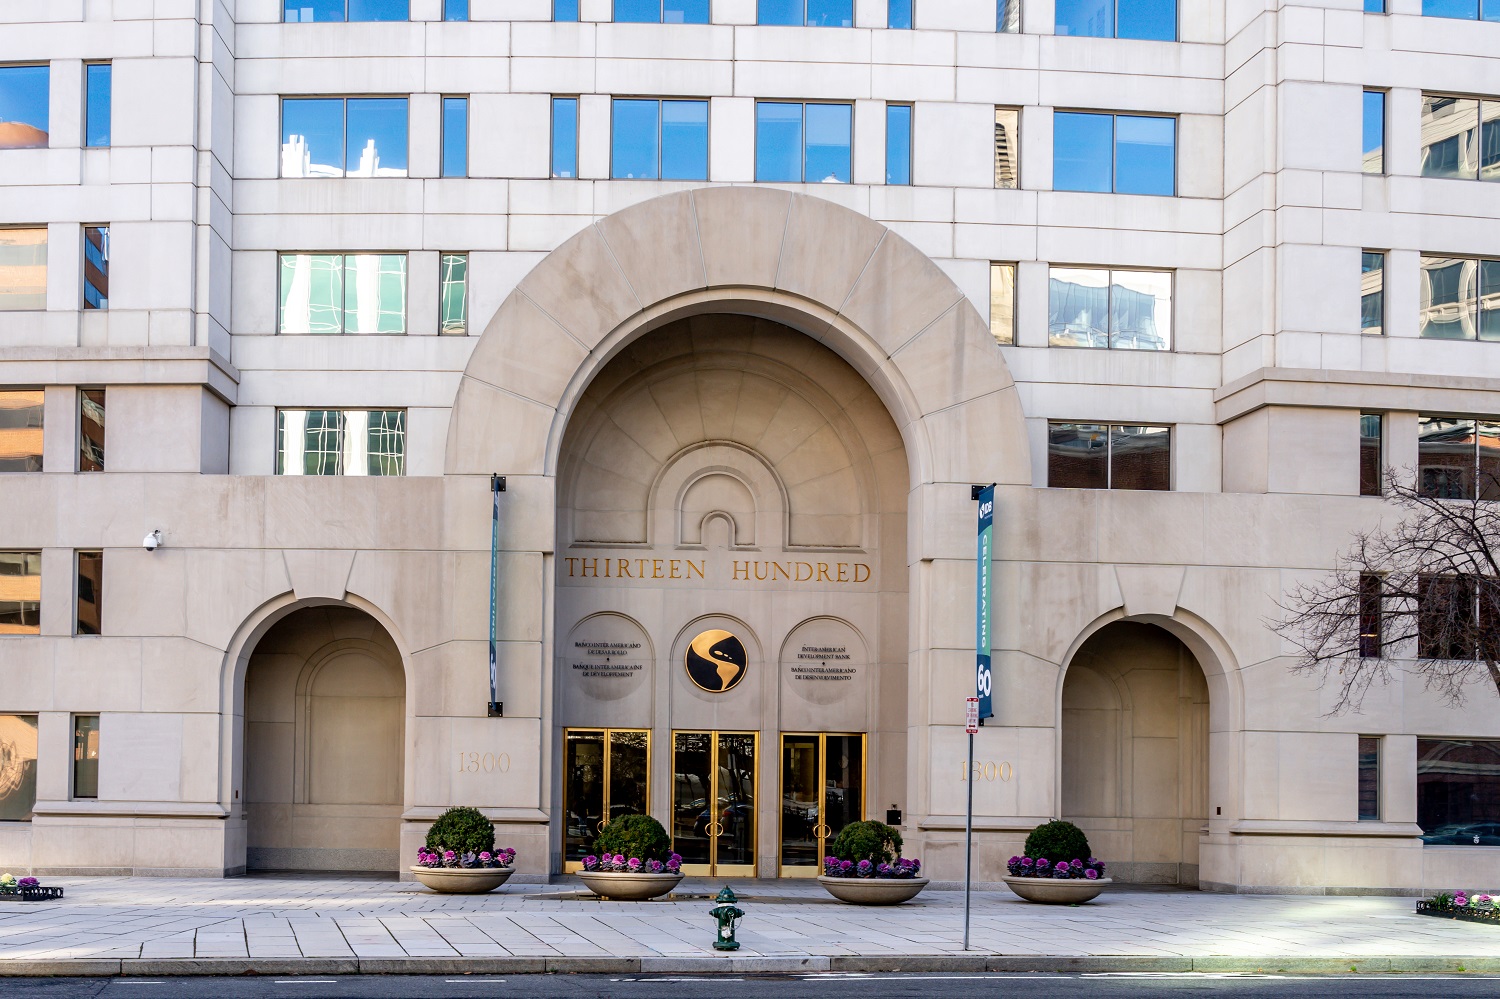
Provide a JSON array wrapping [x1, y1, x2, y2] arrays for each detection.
[[1, 0, 1498, 893]]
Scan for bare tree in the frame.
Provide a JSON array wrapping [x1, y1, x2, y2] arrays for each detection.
[[1275, 470, 1500, 715]]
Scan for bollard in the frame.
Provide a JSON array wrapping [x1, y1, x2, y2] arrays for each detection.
[[709, 886, 744, 951]]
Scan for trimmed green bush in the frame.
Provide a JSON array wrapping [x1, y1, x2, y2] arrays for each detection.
[[424, 806, 495, 856], [594, 814, 672, 862], [1023, 820, 1091, 863], [828, 820, 903, 866]]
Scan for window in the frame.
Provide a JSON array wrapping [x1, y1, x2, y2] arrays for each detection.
[[278, 253, 408, 335], [280, 97, 408, 178], [0, 65, 49, 149], [0, 716, 38, 820], [444, 0, 469, 18], [1358, 737, 1380, 820], [77, 550, 102, 636], [1418, 415, 1500, 500], [555, 0, 580, 19], [886, 104, 912, 185], [759, 0, 854, 25], [283, 0, 410, 21], [1360, 413, 1382, 496], [998, 0, 1021, 31], [0, 391, 44, 472], [1420, 255, 1500, 340], [0, 229, 46, 312], [1418, 575, 1500, 660], [1054, 112, 1175, 196], [79, 389, 104, 472], [1421, 95, 1500, 181], [1366, 0, 1384, 10], [277, 409, 407, 476], [1421, 0, 1500, 19], [1048, 267, 1171, 350], [84, 225, 109, 310], [440, 253, 468, 335], [1363, 91, 1384, 174], [616, 0, 710, 22], [994, 107, 1019, 188], [990, 262, 1016, 345], [1048, 423, 1170, 490], [756, 102, 853, 183], [85, 64, 111, 148], [1419, 740, 1500, 844], [1361, 251, 1383, 335], [552, 97, 579, 179], [441, 97, 468, 178], [0, 553, 41, 635], [1055, 0, 1176, 40], [611, 99, 709, 180], [889, 0, 913, 28], [73, 715, 99, 799], [1359, 573, 1383, 656]]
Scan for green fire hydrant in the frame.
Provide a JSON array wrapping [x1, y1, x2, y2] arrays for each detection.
[[709, 886, 744, 951]]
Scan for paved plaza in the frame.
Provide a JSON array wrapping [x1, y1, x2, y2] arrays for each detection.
[[0, 876, 1498, 976]]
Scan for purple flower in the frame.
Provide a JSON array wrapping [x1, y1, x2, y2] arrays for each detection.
[[1035, 858, 1050, 870], [838, 860, 855, 876], [646, 859, 664, 873], [17, 877, 38, 888], [626, 857, 642, 872], [582, 855, 598, 871], [665, 856, 682, 873], [1085, 869, 1098, 880], [479, 851, 492, 862]]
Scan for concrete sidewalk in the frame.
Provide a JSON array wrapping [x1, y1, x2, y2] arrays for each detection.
[[0, 875, 1497, 977]]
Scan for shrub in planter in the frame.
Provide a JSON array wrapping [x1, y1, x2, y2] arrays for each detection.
[[828, 820, 903, 866], [425, 806, 496, 856], [1023, 820, 1091, 864], [1007, 855, 1107, 880], [415, 847, 515, 870], [583, 814, 679, 873]]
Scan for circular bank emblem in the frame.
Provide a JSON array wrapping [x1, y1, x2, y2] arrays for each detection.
[[685, 629, 748, 693]]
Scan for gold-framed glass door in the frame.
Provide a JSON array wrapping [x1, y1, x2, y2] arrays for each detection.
[[562, 728, 649, 872], [671, 731, 758, 878], [778, 732, 866, 877]]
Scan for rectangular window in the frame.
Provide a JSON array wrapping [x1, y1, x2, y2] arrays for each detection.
[[1054, 111, 1175, 196], [85, 64, 111, 148], [1048, 423, 1170, 490], [611, 98, 709, 181], [1358, 737, 1380, 821], [1359, 573, 1383, 657], [555, 0, 580, 19], [73, 715, 99, 799], [886, 104, 912, 185], [0, 391, 44, 473], [0, 716, 38, 820], [552, 97, 580, 179], [1360, 251, 1383, 335], [756, 101, 852, 183], [990, 262, 1016, 345], [1419, 739, 1500, 844], [888, 0, 914, 28], [1360, 413, 1382, 497], [616, 0, 710, 22], [1049, 266, 1171, 350], [759, 0, 854, 25], [443, 0, 469, 18], [1362, 91, 1384, 174], [1418, 415, 1500, 500], [0, 552, 42, 635], [441, 97, 468, 178], [440, 252, 468, 335], [83, 225, 109, 311], [281, 97, 408, 178], [277, 409, 407, 476], [1366, 0, 1384, 9], [1421, 0, 1500, 19], [998, 0, 1021, 31], [278, 253, 407, 335], [284, 0, 410, 20], [1055, 0, 1176, 40], [994, 107, 1019, 189], [0, 65, 49, 149], [1422, 255, 1500, 341], [76, 550, 102, 636], [79, 389, 105, 472], [1419, 95, 1500, 181], [0, 228, 48, 312]]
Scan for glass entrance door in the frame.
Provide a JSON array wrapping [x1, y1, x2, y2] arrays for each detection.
[[779, 732, 865, 877], [563, 728, 649, 871], [671, 731, 758, 877]]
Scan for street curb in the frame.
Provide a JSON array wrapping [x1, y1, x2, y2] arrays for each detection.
[[3, 954, 1500, 977]]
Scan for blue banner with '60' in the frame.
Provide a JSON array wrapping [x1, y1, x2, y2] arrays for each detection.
[[974, 484, 994, 720]]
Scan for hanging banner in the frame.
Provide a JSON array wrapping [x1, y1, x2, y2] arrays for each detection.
[[974, 484, 994, 720]]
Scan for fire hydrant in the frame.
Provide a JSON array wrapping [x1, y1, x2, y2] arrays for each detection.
[[709, 886, 744, 951]]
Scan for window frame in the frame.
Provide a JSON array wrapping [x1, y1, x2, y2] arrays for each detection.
[[990, 261, 1017, 345], [76, 549, 102, 637], [612, 0, 712, 23], [0, 64, 50, 150], [441, 95, 469, 179], [609, 96, 711, 182], [1361, 250, 1384, 336], [278, 94, 411, 179], [1359, 412, 1383, 497], [0, 714, 38, 821], [551, 95, 581, 179], [757, 0, 856, 26], [885, 102, 913, 186], [994, 106, 1021, 189], [1054, 0, 1179, 41], [0, 550, 42, 636], [888, 0, 914, 28], [275, 408, 409, 476], [1362, 89, 1386, 175], [83, 62, 111, 149], [0, 389, 45, 473], [997, 0, 1021, 31], [72, 714, 99, 800], [1046, 421, 1172, 490], [1417, 413, 1500, 501], [754, 99, 855, 184], [79, 387, 105, 473], [282, 0, 412, 21], [443, 0, 470, 19], [1419, 253, 1500, 341], [1358, 736, 1381, 821], [1047, 264, 1174, 351], [1053, 109, 1178, 197], [1419, 92, 1500, 183], [276, 251, 410, 336], [439, 251, 469, 335], [554, 0, 581, 18], [82, 224, 109, 311]]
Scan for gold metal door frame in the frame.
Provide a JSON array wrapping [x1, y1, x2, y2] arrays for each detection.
[[561, 727, 651, 874], [671, 729, 760, 879], [777, 731, 867, 878]]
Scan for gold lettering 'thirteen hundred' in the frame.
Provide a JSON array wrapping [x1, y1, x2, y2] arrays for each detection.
[[565, 557, 869, 584]]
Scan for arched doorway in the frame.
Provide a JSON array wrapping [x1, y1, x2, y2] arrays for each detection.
[[243, 605, 406, 872], [1061, 621, 1209, 885]]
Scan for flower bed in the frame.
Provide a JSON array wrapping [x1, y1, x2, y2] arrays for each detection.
[[1417, 891, 1500, 926], [415, 847, 515, 870], [1006, 856, 1107, 880], [822, 856, 922, 879], [582, 852, 682, 875], [0, 874, 61, 901]]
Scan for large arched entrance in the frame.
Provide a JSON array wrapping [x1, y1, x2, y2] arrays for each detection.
[[1061, 621, 1210, 885], [242, 605, 406, 872]]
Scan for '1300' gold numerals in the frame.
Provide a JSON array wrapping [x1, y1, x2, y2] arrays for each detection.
[[960, 760, 1014, 782], [457, 751, 512, 774]]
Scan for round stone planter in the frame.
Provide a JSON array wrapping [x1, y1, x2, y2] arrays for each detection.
[[577, 871, 684, 900], [1001, 875, 1111, 904], [409, 866, 516, 894], [816, 876, 930, 905]]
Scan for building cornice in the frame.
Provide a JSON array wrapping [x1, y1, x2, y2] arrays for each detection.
[[1216, 366, 1500, 423], [0, 347, 240, 405]]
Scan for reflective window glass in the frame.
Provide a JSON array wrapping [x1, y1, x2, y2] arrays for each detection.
[[0, 716, 38, 820], [1048, 424, 1109, 488], [756, 102, 805, 182], [0, 65, 49, 149], [1052, 112, 1113, 194], [617, 0, 662, 20], [347, 0, 410, 19], [0, 392, 44, 473], [1050, 267, 1171, 350], [1419, 255, 1476, 340], [612, 99, 661, 179], [990, 262, 1016, 345], [886, 104, 912, 185], [1422, 0, 1479, 16], [1114, 114, 1175, 195], [552, 97, 579, 178], [661, 100, 709, 180], [284, 0, 345, 20], [555, 0, 581, 18], [1117, 0, 1176, 39], [807, 0, 855, 25], [1055, 0, 1112, 36], [1359, 577, 1383, 657], [1358, 737, 1380, 820], [664, 0, 710, 21], [805, 103, 852, 183], [0, 553, 41, 636], [73, 715, 99, 799], [1360, 413, 1382, 496], [1419, 740, 1500, 844], [994, 107, 1019, 188], [1361, 251, 1383, 335], [1422, 95, 1479, 180], [1418, 415, 1477, 499], [344, 253, 407, 334], [83, 225, 109, 311], [1480, 420, 1500, 501], [0, 229, 48, 312], [85, 64, 111, 148], [442, 96, 468, 178], [79, 389, 105, 472], [1481, 259, 1500, 341], [345, 98, 407, 176], [1109, 270, 1171, 349], [76, 550, 102, 636], [888, 0, 914, 28], [440, 252, 468, 335], [1365, 0, 1384, 9], [444, 0, 469, 18], [1110, 425, 1170, 490], [998, 0, 1020, 30], [1049, 266, 1111, 347], [279, 253, 344, 334], [1481, 100, 1500, 182], [278, 409, 406, 476], [758, 0, 803, 23], [281, 98, 347, 177], [1363, 91, 1384, 174]]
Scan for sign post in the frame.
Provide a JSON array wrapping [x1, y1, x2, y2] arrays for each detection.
[[964, 484, 995, 951], [488, 475, 505, 717]]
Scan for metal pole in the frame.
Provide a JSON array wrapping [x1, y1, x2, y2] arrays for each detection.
[[964, 728, 974, 950], [488, 475, 505, 717]]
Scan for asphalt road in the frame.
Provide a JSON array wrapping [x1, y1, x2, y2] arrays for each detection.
[[2, 973, 1499, 999]]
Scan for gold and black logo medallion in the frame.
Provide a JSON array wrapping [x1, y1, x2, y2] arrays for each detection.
[[685, 629, 747, 693]]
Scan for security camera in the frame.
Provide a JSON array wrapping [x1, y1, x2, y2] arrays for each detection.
[[142, 530, 163, 552]]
